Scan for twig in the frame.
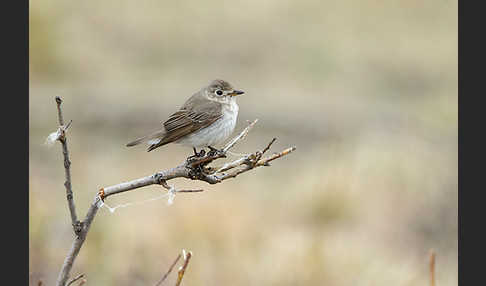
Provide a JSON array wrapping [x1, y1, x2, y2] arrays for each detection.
[[101, 147, 295, 195], [159, 180, 204, 193], [262, 137, 276, 154], [56, 196, 100, 286], [222, 119, 258, 152], [99, 139, 295, 200], [175, 189, 205, 193], [67, 274, 85, 286], [215, 137, 278, 173], [55, 96, 81, 234], [52, 98, 295, 286], [175, 250, 192, 286], [429, 249, 436, 286], [211, 145, 296, 181], [155, 253, 182, 286]]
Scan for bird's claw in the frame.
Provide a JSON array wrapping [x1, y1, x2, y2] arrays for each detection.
[[187, 148, 206, 162]]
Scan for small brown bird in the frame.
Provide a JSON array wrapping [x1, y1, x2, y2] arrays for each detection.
[[126, 79, 244, 155]]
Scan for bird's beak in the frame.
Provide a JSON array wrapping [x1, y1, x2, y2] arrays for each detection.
[[229, 90, 245, 97]]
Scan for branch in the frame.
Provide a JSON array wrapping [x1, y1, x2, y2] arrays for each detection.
[[54, 96, 81, 234], [222, 119, 258, 152], [66, 274, 84, 286], [56, 198, 100, 286], [429, 249, 436, 286], [175, 250, 192, 286], [98, 121, 296, 200], [155, 253, 182, 286], [52, 98, 296, 286]]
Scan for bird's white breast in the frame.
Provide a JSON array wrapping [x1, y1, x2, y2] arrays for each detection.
[[176, 99, 239, 148]]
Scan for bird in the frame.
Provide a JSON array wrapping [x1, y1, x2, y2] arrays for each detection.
[[126, 79, 244, 156]]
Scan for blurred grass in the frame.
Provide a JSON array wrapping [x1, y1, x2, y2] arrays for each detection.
[[30, 0, 457, 285]]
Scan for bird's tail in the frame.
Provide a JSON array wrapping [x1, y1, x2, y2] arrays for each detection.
[[126, 130, 165, 147]]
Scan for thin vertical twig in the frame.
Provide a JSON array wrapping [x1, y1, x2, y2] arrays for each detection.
[[155, 253, 182, 286], [175, 251, 192, 286], [429, 249, 436, 286], [55, 96, 81, 234]]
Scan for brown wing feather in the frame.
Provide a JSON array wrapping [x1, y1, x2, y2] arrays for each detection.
[[147, 93, 223, 152]]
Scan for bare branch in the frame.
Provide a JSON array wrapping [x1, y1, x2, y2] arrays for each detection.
[[56, 197, 101, 286], [222, 119, 258, 152], [53, 98, 295, 286], [175, 250, 192, 286], [262, 137, 277, 154], [429, 249, 436, 286], [159, 180, 204, 193], [54, 96, 81, 234], [155, 253, 182, 286], [98, 133, 294, 201], [67, 274, 85, 286], [174, 189, 205, 193]]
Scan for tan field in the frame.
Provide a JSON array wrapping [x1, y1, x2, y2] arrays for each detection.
[[30, 0, 457, 285]]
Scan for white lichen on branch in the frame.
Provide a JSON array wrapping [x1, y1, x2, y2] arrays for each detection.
[[45, 128, 63, 146], [45, 120, 72, 147]]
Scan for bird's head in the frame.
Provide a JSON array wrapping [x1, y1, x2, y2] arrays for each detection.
[[205, 79, 244, 102]]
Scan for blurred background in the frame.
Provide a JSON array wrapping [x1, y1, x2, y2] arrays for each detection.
[[29, 0, 457, 285]]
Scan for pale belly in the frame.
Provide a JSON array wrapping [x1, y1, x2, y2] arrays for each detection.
[[176, 101, 238, 148]]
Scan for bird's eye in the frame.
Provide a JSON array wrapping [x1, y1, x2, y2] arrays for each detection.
[[215, 90, 223, 96]]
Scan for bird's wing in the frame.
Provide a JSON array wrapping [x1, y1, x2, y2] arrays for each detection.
[[143, 94, 222, 152], [161, 98, 223, 144]]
